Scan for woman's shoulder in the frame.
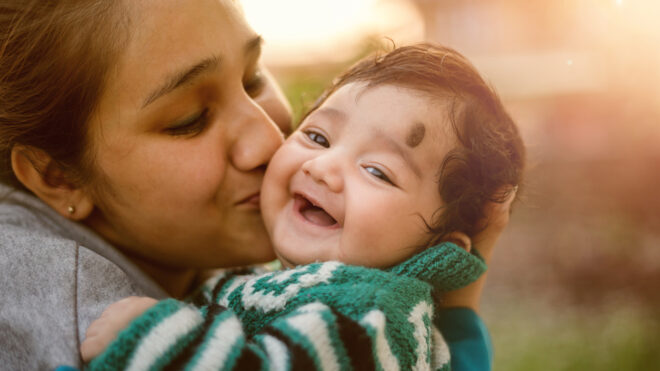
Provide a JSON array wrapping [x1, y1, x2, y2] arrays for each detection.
[[0, 184, 165, 296], [0, 184, 166, 369], [0, 185, 88, 271]]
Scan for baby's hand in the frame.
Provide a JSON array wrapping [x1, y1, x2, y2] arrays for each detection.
[[80, 296, 158, 362]]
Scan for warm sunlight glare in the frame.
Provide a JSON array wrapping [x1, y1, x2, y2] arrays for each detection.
[[241, 0, 422, 65]]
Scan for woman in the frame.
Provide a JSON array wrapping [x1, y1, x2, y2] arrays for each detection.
[[0, 0, 507, 369]]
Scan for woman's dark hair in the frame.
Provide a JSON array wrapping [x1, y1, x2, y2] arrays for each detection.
[[0, 0, 127, 189], [307, 43, 526, 242]]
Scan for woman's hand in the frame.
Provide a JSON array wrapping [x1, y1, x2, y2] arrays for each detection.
[[80, 296, 158, 362], [438, 187, 517, 312]]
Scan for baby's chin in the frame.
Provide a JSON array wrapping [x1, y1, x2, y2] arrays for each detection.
[[274, 251, 298, 269], [274, 245, 328, 269]]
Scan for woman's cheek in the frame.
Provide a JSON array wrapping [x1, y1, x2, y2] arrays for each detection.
[[173, 141, 228, 197]]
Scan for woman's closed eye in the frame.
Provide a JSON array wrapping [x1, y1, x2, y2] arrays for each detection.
[[364, 166, 394, 185], [304, 130, 330, 148], [164, 109, 210, 137]]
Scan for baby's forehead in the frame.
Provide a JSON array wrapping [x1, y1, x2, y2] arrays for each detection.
[[387, 104, 457, 150], [313, 82, 457, 152], [369, 84, 455, 139]]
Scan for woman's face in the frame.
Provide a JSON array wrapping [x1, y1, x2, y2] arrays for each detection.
[[83, 0, 290, 269]]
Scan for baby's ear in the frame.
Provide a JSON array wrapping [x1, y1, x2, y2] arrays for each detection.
[[445, 232, 472, 253]]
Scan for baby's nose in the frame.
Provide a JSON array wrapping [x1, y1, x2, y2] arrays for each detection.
[[301, 156, 344, 193]]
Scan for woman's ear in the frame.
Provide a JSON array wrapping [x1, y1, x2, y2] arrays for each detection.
[[11, 145, 94, 220], [445, 231, 472, 253]]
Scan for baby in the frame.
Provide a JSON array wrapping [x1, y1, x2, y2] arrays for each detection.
[[82, 43, 524, 370]]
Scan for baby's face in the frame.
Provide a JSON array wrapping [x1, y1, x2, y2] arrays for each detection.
[[261, 83, 455, 268]]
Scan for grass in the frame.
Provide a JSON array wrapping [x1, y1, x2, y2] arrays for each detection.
[[283, 76, 329, 125], [487, 299, 660, 370]]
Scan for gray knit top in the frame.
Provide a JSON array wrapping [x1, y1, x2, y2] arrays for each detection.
[[0, 184, 167, 369]]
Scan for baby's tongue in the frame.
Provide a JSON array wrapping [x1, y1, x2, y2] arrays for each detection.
[[302, 206, 337, 226]]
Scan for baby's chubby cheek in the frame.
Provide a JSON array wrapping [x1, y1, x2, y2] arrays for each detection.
[[258, 186, 290, 266], [259, 137, 300, 239], [258, 166, 283, 240]]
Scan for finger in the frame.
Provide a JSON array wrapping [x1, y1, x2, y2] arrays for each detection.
[[472, 185, 518, 262], [80, 339, 101, 362], [483, 185, 517, 229], [85, 324, 99, 338]]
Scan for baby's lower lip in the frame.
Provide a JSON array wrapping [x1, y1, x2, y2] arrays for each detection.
[[293, 195, 340, 229]]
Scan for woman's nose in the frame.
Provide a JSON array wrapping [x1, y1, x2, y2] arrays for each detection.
[[301, 154, 344, 193], [228, 95, 285, 172]]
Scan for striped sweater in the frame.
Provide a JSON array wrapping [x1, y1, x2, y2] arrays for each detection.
[[89, 242, 486, 371]]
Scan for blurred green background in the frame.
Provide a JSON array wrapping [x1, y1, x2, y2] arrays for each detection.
[[254, 0, 660, 368]]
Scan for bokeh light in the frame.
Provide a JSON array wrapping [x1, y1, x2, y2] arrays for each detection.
[[241, 0, 422, 64]]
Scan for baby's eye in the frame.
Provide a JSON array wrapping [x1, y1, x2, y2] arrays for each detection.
[[305, 130, 330, 148], [365, 166, 394, 185]]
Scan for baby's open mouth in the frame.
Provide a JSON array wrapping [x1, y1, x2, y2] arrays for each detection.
[[294, 194, 338, 227]]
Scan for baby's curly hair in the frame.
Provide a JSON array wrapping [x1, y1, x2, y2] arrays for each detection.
[[307, 43, 526, 243]]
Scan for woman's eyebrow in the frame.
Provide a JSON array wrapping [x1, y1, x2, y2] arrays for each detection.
[[141, 36, 263, 109], [142, 56, 220, 108]]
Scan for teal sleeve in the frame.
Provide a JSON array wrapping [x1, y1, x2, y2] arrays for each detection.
[[436, 307, 493, 371]]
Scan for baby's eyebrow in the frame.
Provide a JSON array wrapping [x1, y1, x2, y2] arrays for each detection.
[[312, 107, 348, 123], [406, 122, 426, 148], [374, 130, 422, 178]]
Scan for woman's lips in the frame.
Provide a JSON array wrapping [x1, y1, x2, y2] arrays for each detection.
[[236, 193, 260, 208]]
